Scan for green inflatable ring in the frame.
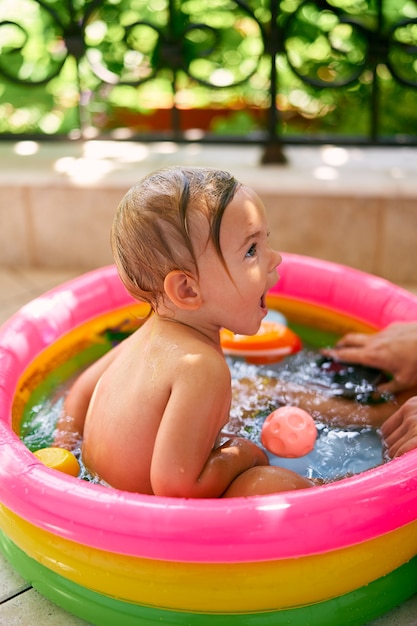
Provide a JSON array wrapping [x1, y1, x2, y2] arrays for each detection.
[[2, 529, 417, 626]]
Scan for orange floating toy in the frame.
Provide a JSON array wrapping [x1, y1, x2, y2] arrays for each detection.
[[220, 319, 302, 364]]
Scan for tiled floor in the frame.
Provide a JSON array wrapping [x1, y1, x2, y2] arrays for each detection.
[[0, 267, 91, 625], [1, 267, 417, 626]]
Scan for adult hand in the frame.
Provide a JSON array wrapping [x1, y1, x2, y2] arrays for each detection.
[[380, 397, 417, 458], [323, 322, 417, 393]]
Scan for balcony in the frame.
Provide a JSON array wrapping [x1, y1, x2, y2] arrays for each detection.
[[0, 140, 416, 286]]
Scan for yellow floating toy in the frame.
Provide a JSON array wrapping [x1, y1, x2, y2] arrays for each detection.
[[33, 447, 80, 477]]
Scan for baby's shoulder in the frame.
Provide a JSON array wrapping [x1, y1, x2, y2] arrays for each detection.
[[180, 337, 228, 369], [174, 336, 230, 382]]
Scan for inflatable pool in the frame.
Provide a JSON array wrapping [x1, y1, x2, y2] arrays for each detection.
[[1, 253, 417, 626]]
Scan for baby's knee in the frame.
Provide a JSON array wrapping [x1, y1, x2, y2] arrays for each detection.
[[222, 465, 314, 498]]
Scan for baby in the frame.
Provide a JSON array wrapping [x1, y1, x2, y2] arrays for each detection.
[[56, 166, 314, 496]]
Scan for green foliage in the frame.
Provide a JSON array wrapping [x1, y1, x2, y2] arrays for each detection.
[[0, 0, 416, 138]]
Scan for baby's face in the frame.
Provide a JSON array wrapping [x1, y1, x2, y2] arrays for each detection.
[[197, 185, 282, 336]]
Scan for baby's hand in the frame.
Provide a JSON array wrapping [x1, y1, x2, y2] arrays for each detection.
[[379, 397, 417, 458]]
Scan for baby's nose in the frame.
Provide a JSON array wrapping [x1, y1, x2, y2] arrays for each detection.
[[271, 250, 282, 270]]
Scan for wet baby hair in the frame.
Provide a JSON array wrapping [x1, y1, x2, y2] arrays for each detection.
[[111, 166, 240, 310]]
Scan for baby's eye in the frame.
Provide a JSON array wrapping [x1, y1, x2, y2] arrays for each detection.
[[245, 243, 257, 258]]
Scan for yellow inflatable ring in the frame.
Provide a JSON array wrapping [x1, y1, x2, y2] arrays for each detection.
[[1, 254, 417, 625]]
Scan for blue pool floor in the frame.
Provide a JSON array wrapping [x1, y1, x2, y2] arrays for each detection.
[[1, 267, 417, 625]]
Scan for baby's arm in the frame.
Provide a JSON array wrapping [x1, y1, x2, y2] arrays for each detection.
[[277, 383, 417, 429], [150, 353, 270, 498], [233, 376, 417, 429], [54, 342, 125, 449]]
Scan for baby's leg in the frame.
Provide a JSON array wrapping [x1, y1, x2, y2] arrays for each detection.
[[222, 466, 314, 498]]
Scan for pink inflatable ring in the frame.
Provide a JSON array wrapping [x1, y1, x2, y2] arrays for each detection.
[[1, 253, 417, 626]]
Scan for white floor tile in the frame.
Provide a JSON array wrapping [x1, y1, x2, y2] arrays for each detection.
[[0, 553, 30, 603], [0, 586, 91, 625]]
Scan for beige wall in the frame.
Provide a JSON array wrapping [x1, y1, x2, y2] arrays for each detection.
[[0, 143, 416, 284], [262, 193, 417, 285]]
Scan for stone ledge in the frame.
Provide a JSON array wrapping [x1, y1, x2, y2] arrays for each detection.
[[0, 141, 416, 195], [0, 141, 416, 283]]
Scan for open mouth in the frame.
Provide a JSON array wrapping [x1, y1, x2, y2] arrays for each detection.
[[260, 293, 267, 310]]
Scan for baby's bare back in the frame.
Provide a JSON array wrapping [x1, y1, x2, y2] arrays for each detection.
[[81, 316, 230, 493]]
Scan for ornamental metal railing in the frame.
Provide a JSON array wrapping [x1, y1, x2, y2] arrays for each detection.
[[0, 0, 416, 162]]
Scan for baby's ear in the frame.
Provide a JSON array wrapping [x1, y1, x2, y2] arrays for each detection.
[[164, 270, 202, 310]]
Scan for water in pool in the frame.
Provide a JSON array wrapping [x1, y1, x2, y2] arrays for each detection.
[[226, 354, 383, 481], [20, 346, 384, 485]]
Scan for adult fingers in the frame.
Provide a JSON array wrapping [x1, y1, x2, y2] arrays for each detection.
[[333, 333, 370, 348], [379, 407, 405, 438], [386, 435, 417, 459], [322, 345, 376, 367], [378, 378, 408, 394]]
